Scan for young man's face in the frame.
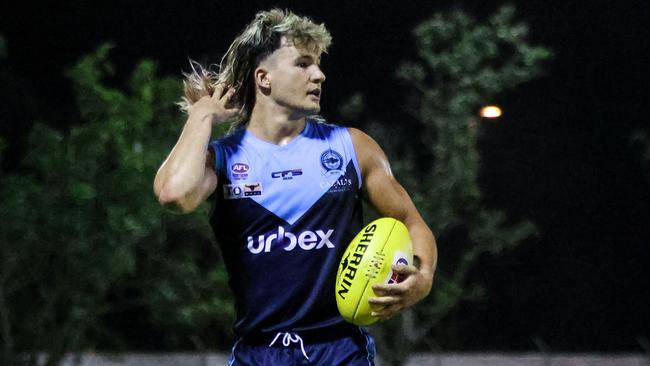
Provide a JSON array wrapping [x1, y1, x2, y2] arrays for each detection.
[[261, 39, 326, 117]]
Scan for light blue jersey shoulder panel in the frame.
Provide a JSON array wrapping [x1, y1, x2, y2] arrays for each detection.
[[210, 120, 362, 225]]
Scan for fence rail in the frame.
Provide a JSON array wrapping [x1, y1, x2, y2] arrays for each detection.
[[37, 352, 649, 366]]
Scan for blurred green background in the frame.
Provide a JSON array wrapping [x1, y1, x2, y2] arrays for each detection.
[[1, 1, 648, 366]]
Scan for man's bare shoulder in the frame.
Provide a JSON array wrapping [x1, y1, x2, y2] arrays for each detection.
[[347, 127, 383, 154]]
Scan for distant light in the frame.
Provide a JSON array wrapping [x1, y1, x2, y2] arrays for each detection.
[[480, 105, 502, 119]]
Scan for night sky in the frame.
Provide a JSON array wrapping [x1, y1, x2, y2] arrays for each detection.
[[2, 0, 649, 352]]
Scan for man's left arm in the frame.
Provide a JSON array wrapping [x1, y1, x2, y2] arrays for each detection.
[[349, 128, 438, 320]]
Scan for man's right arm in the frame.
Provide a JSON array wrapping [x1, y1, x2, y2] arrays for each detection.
[[153, 85, 238, 213]]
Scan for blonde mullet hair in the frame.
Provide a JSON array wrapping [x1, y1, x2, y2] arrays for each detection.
[[178, 9, 332, 132]]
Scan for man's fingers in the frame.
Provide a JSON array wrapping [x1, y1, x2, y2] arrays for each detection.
[[367, 267, 424, 320], [393, 264, 418, 275], [221, 87, 236, 102], [372, 283, 406, 296], [368, 296, 400, 306], [212, 84, 225, 99], [371, 304, 402, 319], [226, 107, 240, 114]]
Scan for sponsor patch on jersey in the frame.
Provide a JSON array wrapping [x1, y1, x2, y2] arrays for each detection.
[[246, 226, 335, 254], [231, 162, 249, 180], [271, 169, 303, 180], [224, 182, 262, 199], [320, 149, 344, 176], [320, 177, 353, 193]]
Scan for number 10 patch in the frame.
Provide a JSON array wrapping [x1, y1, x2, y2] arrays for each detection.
[[224, 182, 263, 199]]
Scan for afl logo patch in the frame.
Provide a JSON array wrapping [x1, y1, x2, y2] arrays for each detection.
[[231, 163, 249, 173], [320, 149, 343, 172], [231, 163, 249, 180]]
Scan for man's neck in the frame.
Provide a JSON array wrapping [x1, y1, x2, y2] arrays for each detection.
[[247, 103, 308, 146]]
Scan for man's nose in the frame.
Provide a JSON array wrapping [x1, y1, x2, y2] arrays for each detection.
[[311, 66, 326, 83]]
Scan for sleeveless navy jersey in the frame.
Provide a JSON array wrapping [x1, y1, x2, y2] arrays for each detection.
[[209, 119, 363, 338]]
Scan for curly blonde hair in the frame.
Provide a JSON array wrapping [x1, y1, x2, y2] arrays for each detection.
[[178, 9, 332, 131]]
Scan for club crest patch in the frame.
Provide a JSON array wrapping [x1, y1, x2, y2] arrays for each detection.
[[320, 149, 344, 175]]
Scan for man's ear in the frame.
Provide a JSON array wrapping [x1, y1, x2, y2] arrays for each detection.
[[255, 66, 271, 90]]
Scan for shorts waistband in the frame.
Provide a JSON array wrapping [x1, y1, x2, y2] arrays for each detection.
[[242, 322, 359, 345]]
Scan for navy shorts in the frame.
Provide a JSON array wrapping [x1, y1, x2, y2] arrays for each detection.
[[228, 323, 376, 365]]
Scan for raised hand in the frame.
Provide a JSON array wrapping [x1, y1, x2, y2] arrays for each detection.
[[189, 84, 240, 125]]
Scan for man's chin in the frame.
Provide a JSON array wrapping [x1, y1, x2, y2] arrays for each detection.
[[300, 105, 321, 116], [286, 101, 320, 117]]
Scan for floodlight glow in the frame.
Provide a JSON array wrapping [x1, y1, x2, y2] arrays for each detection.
[[480, 105, 502, 118]]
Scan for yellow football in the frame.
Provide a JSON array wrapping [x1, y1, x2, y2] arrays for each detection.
[[335, 217, 413, 326]]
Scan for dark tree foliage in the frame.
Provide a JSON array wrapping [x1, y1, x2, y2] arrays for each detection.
[[344, 6, 550, 365], [0, 44, 234, 365]]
